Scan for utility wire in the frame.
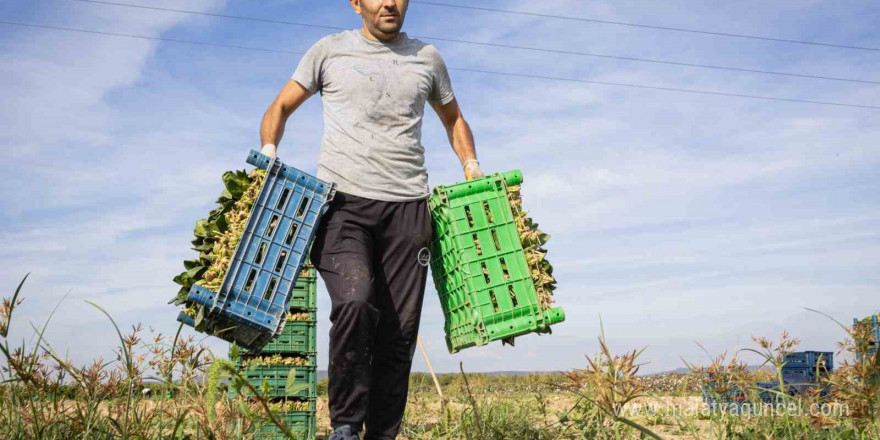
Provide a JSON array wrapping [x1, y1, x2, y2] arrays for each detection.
[[2, 20, 878, 110], [69, 0, 880, 85], [411, 0, 880, 53], [71, 0, 347, 32], [448, 67, 880, 110], [426, 36, 880, 85], [0, 21, 304, 54]]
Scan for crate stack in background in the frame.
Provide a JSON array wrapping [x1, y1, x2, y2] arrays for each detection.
[[854, 314, 879, 362], [230, 261, 318, 440], [780, 351, 833, 395], [755, 351, 833, 402]]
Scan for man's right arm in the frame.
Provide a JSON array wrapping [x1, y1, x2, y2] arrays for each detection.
[[259, 79, 314, 158]]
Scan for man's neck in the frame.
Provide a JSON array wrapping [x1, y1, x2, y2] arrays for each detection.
[[361, 25, 401, 43]]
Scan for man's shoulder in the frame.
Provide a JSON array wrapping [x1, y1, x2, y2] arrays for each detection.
[[402, 35, 439, 57], [310, 29, 359, 50], [309, 30, 442, 61]]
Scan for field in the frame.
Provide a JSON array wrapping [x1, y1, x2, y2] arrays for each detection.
[[1, 275, 878, 440]]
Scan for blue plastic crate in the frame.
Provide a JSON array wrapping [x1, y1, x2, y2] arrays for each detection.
[[778, 369, 831, 397], [701, 382, 747, 406], [782, 351, 833, 372], [176, 150, 335, 350], [756, 381, 781, 403], [781, 367, 819, 384]]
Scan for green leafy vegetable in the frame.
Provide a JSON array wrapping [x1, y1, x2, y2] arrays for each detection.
[[507, 183, 557, 309], [170, 168, 267, 312]]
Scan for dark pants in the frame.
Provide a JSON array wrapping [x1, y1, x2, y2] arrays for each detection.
[[309, 191, 432, 440]]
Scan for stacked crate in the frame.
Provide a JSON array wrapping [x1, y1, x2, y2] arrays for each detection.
[[781, 351, 833, 396], [754, 351, 834, 402], [701, 380, 747, 409], [854, 315, 879, 362], [230, 263, 318, 440]]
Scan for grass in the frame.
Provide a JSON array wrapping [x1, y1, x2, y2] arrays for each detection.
[[1, 274, 878, 439], [0, 274, 306, 440]]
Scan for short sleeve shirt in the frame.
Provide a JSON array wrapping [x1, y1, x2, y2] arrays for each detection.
[[291, 29, 455, 201]]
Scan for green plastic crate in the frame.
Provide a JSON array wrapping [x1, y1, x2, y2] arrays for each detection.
[[255, 405, 317, 440], [233, 353, 317, 368], [240, 321, 317, 355], [285, 309, 317, 322], [428, 170, 565, 353], [288, 266, 318, 310], [237, 365, 317, 399]]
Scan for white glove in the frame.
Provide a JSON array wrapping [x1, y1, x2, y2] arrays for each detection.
[[463, 159, 484, 181], [261, 143, 277, 159]]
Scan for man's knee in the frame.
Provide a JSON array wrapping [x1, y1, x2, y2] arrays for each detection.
[[334, 297, 378, 320]]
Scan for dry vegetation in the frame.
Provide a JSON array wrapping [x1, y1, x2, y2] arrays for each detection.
[[1, 275, 877, 439]]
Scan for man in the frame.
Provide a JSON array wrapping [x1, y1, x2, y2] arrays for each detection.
[[259, 1, 483, 439]]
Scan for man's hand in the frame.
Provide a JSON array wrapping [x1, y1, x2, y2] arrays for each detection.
[[463, 159, 484, 181], [261, 143, 277, 159]]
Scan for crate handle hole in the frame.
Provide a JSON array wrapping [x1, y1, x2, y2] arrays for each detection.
[[274, 251, 288, 273], [285, 222, 299, 245], [464, 206, 475, 228], [277, 188, 291, 210], [482, 201, 494, 223], [265, 277, 279, 300], [491, 229, 501, 251], [295, 196, 310, 218], [265, 215, 280, 237], [255, 242, 267, 264], [244, 269, 258, 293]]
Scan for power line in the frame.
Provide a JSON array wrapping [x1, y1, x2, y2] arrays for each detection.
[[411, 1, 880, 53], [448, 67, 880, 110], [0, 21, 304, 54], [71, 0, 346, 32], [426, 36, 880, 85], [69, 0, 880, 86], [2, 20, 878, 111]]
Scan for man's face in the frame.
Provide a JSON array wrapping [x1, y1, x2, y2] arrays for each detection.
[[351, 0, 409, 40]]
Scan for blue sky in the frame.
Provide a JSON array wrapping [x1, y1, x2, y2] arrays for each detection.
[[1, 0, 878, 374]]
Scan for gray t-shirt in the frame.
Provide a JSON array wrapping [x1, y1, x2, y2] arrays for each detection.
[[291, 29, 455, 202]]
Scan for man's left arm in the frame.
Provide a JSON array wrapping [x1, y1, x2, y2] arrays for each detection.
[[430, 97, 484, 181]]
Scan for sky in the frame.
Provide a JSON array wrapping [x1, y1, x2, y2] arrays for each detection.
[[0, 0, 878, 375]]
